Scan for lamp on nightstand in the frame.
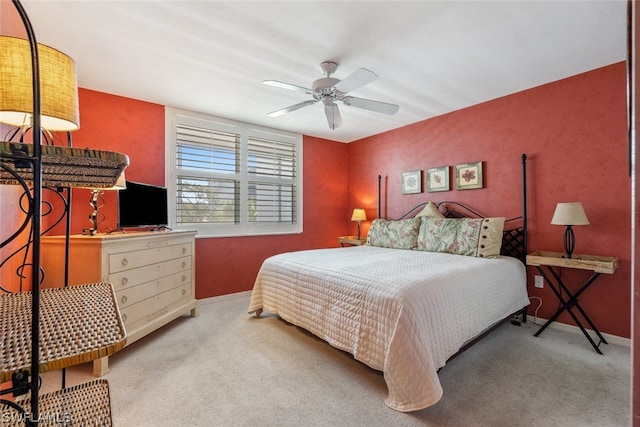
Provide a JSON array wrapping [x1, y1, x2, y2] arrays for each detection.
[[351, 208, 367, 240], [551, 202, 590, 259]]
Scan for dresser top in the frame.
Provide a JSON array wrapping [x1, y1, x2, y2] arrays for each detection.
[[42, 230, 197, 242]]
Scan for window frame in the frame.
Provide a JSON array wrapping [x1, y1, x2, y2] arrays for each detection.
[[165, 107, 303, 237]]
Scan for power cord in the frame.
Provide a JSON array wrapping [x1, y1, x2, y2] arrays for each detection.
[[528, 296, 543, 326]]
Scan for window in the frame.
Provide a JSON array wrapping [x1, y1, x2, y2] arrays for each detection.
[[166, 107, 302, 237]]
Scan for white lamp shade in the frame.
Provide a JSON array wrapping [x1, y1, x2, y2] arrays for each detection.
[[109, 171, 127, 190], [0, 36, 79, 131], [351, 208, 367, 222], [551, 202, 590, 226], [80, 170, 127, 191]]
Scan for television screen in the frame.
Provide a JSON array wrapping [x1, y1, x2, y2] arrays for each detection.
[[117, 181, 169, 229]]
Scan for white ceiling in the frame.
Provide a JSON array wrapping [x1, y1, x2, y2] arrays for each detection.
[[20, 0, 627, 143]]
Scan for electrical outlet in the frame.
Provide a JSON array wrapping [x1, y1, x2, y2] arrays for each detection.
[[534, 275, 544, 288]]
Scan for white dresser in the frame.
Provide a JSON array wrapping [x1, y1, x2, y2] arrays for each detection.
[[41, 230, 198, 376]]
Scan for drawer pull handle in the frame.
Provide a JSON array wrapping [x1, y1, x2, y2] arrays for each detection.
[[182, 262, 187, 268], [121, 296, 128, 304], [182, 289, 186, 296], [182, 275, 187, 282], [121, 258, 128, 266], [182, 247, 187, 254], [122, 314, 128, 322], [121, 277, 128, 285]]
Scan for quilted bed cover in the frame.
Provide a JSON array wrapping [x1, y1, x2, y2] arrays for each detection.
[[247, 246, 528, 412]]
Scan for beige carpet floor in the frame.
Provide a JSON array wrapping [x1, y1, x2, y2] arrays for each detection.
[[40, 292, 630, 426]]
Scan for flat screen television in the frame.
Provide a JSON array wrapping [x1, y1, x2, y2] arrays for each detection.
[[117, 181, 169, 229]]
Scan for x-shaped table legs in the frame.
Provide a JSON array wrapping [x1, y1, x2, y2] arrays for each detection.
[[533, 265, 607, 354]]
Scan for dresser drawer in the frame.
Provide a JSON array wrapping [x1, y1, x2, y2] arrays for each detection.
[[120, 283, 192, 327], [109, 256, 191, 291], [109, 243, 192, 274], [116, 271, 191, 309]]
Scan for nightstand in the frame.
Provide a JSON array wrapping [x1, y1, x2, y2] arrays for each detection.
[[526, 250, 619, 354], [338, 236, 366, 247]]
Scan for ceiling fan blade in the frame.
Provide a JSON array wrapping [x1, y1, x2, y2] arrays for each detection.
[[324, 102, 343, 130], [267, 100, 317, 117], [343, 96, 399, 115], [263, 80, 314, 95], [333, 68, 378, 93]]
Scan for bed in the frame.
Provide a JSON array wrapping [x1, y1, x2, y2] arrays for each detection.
[[248, 155, 530, 412]]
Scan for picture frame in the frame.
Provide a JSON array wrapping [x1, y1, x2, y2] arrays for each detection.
[[401, 170, 422, 194], [426, 166, 450, 192], [455, 161, 483, 190]]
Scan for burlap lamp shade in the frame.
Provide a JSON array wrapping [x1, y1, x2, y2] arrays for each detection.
[[0, 35, 79, 131]]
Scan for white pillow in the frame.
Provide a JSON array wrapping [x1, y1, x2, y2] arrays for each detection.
[[414, 201, 445, 218]]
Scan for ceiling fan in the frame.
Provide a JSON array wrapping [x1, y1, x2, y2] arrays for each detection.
[[263, 61, 399, 130]]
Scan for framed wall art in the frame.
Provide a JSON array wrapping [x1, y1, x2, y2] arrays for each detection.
[[426, 166, 450, 192], [455, 161, 483, 190], [401, 170, 422, 194]]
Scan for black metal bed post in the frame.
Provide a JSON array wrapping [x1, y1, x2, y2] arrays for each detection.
[[377, 174, 381, 218], [521, 153, 528, 263], [521, 153, 528, 324], [11, 0, 42, 424]]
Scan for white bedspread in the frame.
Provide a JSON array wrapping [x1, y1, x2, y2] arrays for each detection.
[[248, 246, 529, 412]]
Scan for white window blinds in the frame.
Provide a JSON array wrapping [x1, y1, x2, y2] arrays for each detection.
[[166, 108, 302, 237], [176, 125, 240, 224], [247, 136, 297, 224]]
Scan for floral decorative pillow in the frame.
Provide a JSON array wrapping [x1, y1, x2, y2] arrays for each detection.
[[365, 217, 421, 250], [417, 217, 505, 258], [414, 201, 445, 219], [418, 217, 482, 255]]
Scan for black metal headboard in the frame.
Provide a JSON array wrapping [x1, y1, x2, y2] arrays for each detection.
[[377, 154, 528, 263]]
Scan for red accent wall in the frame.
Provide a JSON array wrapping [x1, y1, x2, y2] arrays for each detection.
[[348, 62, 630, 338]]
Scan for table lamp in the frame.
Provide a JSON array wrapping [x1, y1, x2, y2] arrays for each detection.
[[87, 172, 127, 235], [551, 202, 589, 259], [351, 208, 367, 240]]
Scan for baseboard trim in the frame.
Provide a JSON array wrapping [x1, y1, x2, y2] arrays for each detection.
[[197, 290, 252, 306], [527, 317, 630, 348]]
